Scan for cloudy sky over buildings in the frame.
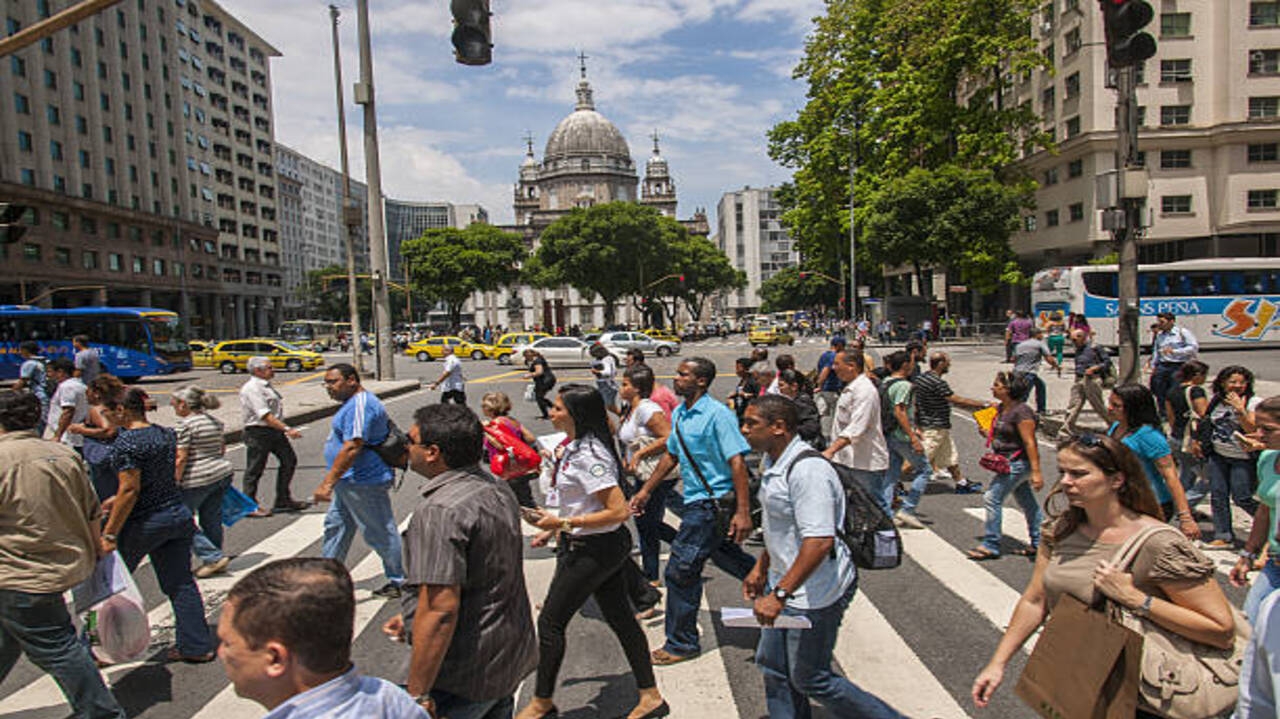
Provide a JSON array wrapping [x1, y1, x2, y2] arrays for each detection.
[[221, 0, 823, 224]]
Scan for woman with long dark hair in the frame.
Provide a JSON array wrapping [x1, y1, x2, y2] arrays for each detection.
[[98, 386, 214, 662], [973, 434, 1235, 714], [517, 384, 667, 719], [1165, 360, 1210, 511], [967, 372, 1043, 560], [1105, 383, 1200, 539], [1201, 365, 1261, 549]]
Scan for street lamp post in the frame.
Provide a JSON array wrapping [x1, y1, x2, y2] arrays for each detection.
[[329, 5, 364, 373]]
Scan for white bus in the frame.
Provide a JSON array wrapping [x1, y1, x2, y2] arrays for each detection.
[[1031, 258, 1280, 349], [279, 319, 338, 351]]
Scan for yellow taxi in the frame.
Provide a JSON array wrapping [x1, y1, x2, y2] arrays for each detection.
[[405, 336, 497, 362], [748, 325, 795, 346], [641, 328, 681, 344], [188, 340, 215, 368], [494, 332, 550, 364], [212, 339, 326, 374]]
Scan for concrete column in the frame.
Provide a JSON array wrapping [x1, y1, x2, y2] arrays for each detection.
[[234, 297, 247, 338], [212, 295, 225, 339]]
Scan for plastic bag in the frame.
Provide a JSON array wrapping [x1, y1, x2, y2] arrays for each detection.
[[523, 382, 536, 403], [222, 484, 259, 526], [95, 565, 150, 663], [71, 551, 131, 614]]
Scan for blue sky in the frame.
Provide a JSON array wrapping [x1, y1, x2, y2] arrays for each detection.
[[219, 0, 823, 226]]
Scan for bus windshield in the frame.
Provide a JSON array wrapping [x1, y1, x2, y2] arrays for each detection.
[[280, 322, 314, 342], [146, 315, 188, 353]]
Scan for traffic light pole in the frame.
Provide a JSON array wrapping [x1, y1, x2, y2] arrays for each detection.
[[1114, 64, 1142, 385], [354, 0, 394, 381], [329, 5, 365, 375]]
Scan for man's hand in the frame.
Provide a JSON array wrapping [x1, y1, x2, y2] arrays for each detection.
[[910, 434, 924, 454], [284, 428, 302, 440], [753, 594, 784, 627], [742, 564, 767, 601], [729, 510, 753, 543], [629, 490, 650, 516], [312, 482, 335, 503], [1229, 557, 1253, 588], [382, 614, 406, 642]]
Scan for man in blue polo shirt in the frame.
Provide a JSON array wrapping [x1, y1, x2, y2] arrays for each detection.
[[313, 363, 406, 599], [631, 356, 755, 665]]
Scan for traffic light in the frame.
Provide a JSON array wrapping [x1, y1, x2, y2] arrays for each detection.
[[450, 0, 492, 66], [798, 271, 809, 280], [677, 274, 686, 288], [1100, 0, 1156, 68], [0, 203, 30, 245]]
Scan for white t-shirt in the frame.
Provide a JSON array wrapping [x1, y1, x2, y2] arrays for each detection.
[[553, 436, 620, 536], [48, 377, 89, 447], [618, 398, 661, 449], [440, 355, 465, 392]]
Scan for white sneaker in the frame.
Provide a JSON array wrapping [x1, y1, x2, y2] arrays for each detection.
[[194, 556, 230, 578], [894, 510, 925, 530]]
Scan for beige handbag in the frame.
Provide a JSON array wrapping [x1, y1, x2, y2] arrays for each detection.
[[1108, 525, 1251, 719]]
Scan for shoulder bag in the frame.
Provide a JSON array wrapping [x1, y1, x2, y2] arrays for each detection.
[[371, 418, 408, 470], [673, 420, 738, 538], [1107, 525, 1250, 719], [979, 415, 1022, 475]]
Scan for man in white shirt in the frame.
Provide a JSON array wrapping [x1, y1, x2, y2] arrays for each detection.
[[45, 358, 88, 449], [1149, 312, 1198, 418], [822, 348, 891, 515], [239, 357, 306, 516], [430, 345, 466, 405]]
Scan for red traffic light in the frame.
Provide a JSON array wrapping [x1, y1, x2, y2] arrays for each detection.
[[677, 274, 685, 283], [799, 271, 809, 279], [1101, 0, 1156, 67]]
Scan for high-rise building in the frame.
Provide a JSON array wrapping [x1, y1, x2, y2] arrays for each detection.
[[276, 143, 368, 313], [0, 0, 284, 338], [383, 199, 489, 282], [1007, 0, 1280, 267], [715, 186, 796, 316]]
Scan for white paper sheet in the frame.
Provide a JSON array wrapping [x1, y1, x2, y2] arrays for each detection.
[[536, 432, 567, 451], [721, 607, 813, 630]]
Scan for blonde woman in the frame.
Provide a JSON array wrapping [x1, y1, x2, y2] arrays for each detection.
[[171, 386, 235, 578]]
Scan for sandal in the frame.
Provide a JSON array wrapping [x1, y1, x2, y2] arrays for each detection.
[[166, 647, 216, 664], [651, 648, 698, 666], [966, 547, 1000, 561], [1013, 546, 1038, 557]]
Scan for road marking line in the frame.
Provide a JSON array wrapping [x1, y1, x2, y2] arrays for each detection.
[[282, 370, 327, 386]]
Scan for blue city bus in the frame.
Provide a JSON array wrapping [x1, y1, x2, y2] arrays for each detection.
[[0, 306, 192, 381]]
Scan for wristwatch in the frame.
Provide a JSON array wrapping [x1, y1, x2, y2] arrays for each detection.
[[1132, 594, 1154, 618], [1239, 549, 1259, 562], [559, 517, 573, 533], [773, 586, 793, 601], [102, 533, 118, 543]]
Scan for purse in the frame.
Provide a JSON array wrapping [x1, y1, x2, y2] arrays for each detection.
[[371, 418, 408, 469], [1107, 525, 1251, 719], [673, 422, 738, 538], [978, 416, 1021, 475], [484, 420, 541, 480]]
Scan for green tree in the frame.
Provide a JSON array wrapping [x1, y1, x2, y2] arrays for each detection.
[[758, 267, 842, 313], [402, 223, 527, 328], [768, 0, 1049, 288], [525, 202, 679, 326], [300, 264, 365, 322], [644, 233, 746, 323]]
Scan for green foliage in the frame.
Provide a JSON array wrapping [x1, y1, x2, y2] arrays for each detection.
[[300, 264, 360, 322], [768, 0, 1050, 289], [402, 223, 527, 328], [758, 267, 841, 313], [1088, 252, 1119, 265], [647, 233, 746, 322]]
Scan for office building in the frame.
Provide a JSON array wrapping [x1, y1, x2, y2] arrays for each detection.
[[714, 186, 797, 316]]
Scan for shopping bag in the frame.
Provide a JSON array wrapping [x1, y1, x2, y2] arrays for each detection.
[[95, 566, 150, 663], [1014, 594, 1141, 719], [523, 382, 536, 403], [71, 551, 131, 614], [222, 484, 259, 526]]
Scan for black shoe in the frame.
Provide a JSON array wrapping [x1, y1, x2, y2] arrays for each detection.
[[624, 702, 670, 719], [372, 583, 403, 599], [273, 500, 309, 513]]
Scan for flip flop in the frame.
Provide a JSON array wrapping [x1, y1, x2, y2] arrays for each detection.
[[966, 547, 1000, 561], [1013, 546, 1038, 557]]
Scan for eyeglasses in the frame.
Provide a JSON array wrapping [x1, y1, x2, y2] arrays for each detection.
[[1073, 433, 1103, 448], [322, 378, 341, 385]]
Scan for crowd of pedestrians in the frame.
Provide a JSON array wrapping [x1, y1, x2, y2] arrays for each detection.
[[1, 316, 1277, 719]]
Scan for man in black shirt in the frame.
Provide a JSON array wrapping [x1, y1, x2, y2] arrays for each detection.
[[1057, 330, 1111, 440], [913, 352, 990, 494]]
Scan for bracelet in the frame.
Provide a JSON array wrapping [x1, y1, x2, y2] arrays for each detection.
[[560, 517, 573, 533], [102, 533, 117, 543], [1240, 549, 1259, 562]]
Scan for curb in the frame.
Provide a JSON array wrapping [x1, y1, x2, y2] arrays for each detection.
[[223, 380, 421, 445]]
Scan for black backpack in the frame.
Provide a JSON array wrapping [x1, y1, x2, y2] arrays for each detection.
[[787, 449, 902, 570], [877, 376, 910, 437]]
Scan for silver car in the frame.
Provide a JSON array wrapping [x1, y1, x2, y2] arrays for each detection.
[[514, 336, 593, 368], [598, 331, 680, 357]]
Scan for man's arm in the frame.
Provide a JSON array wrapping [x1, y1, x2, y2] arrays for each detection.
[[54, 401, 75, 442], [726, 452, 753, 542], [753, 537, 833, 626], [315, 439, 362, 501], [946, 393, 989, 410], [406, 583, 461, 698]]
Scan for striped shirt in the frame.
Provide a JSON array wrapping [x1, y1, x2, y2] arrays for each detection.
[[913, 372, 955, 429], [175, 412, 234, 489]]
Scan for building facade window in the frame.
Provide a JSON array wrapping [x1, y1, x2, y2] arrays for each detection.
[[1247, 189, 1278, 209], [82, 250, 99, 269], [1253, 2, 1280, 27], [22, 243, 41, 262], [1251, 49, 1280, 75], [16, 130, 31, 151], [1065, 116, 1081, 137], [1249, 143, 1279, 162], [1043, 167, 1059, 186], [1160, 13, 1191, 37], [1065, 72, 1080, 98], [1162, 195, 1192, 214], [1067, 158, 1084, 178], [1068, 202, 1084, 222], [1160, 59, 1192, 82], [108, 253, 122, 271], [1046, 209, 1060, 227], [1160, 105, 1191, 125], [1250, 96, 1280, 118], [1160, 149, 1192, 168]]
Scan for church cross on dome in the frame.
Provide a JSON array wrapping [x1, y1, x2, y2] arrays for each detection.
[[574, 51, 595, 111], [651, 130, 661, 156], [578, 51, 589, 79], [523, 131, 535, 156]]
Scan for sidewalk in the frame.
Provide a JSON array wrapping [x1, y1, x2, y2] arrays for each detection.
[[149, 377, 422, 443], [941, 354, 1280, 437]]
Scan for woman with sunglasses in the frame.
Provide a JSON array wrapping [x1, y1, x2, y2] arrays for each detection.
[[516, 384, 668, 719], [973, 434, 1236, 713], [1230, 395, 1280, 624], [1105, 383, 1200, 540], [967, 372, 1043, 560], [1200, 365, 1262, 549]]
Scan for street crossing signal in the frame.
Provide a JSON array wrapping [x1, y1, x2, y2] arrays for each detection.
[[450, 0, 492, 66], [1101, 0, 1157, 68], [0, 203, 30, 245], [677, 274, 686, 289]]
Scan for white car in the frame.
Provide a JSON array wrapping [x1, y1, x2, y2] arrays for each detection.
[[597, 331, 680, 357], [514, 336, 593, 368]]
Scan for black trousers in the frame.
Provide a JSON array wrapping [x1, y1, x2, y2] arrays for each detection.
[[535, 527, 655, 698], [241, 426, 298, 507], [440, 390, 466, 405], [533, 384, 553, 418]]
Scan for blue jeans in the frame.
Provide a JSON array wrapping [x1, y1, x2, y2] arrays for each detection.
[[117, 503, 214, 656], [321, 481, 406, 585], [1206, 454, 1259, 543], [182, 475, 230, 565], [1023, 372, 1047, 414], [663, 499, 757, 656], [850, 468, 893, 517], [755, 584, 903, 719], [0, 589, 126, 719], [1174, 449, 1207, 508], [596, 379, 618, 409], [430, 688, 513, 719], [1244, 558, 1280, 626], [980, 460, 1042, 556], [887, 436, 932, 516], [633, 477, 678, 582]]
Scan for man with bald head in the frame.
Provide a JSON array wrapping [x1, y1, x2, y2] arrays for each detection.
[[1058, 329, 1111, 439]]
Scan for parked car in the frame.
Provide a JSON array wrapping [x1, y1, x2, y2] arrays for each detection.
[[748, 325, 795, 346], [404, 336, 495, 362], [494, 332, 550, 364], [639, 328, 682, 344], [514, 336, 593, 367], [212, 339, 325, 374], [597, 331, 680, 357], [188, 340, 215, 368]]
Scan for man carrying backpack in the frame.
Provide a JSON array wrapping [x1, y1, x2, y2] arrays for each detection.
[[880, 351, 931, 529], [740, 395, 904, 719]]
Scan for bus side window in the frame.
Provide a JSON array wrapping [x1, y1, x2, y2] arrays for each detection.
[[1221, 272, 1245, 295], [1242, 272, 1266, 294], [18, 317, 58, 341], [1187, 271, 1216, 295], [1173, 274, 1192, 296]]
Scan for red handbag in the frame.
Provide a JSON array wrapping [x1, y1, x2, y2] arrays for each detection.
[[484, 420, 541, 479], [979, 415, 1021, 475]]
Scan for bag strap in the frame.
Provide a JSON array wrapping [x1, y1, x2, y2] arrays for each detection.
[[673, 420, 715, 498], [1109, 524, 1182, 572]]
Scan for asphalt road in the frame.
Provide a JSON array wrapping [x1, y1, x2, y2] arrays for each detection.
[[0, 336, 1268, 719]]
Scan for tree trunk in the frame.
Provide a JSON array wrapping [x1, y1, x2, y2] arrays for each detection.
[[603, 297, 616, 327]]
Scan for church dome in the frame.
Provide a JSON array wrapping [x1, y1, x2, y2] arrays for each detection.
[[543, 73, 631, 162]]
